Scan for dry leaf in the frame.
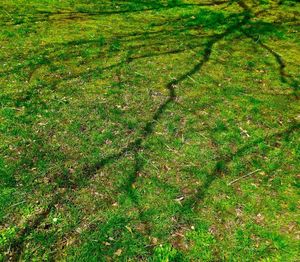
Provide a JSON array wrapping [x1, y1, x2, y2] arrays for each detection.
[[114, 249, 122, 256]]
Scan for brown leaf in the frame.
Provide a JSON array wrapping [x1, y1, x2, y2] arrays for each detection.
[[114, 249, 122, 256]]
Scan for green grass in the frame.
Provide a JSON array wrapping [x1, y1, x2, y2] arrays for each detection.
[[0, 0, 299, 261]]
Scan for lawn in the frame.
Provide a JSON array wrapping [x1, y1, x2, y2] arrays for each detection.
[[0, 0, 299, 261]]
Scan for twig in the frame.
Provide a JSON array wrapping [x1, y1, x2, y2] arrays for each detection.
[[255, 34, 260, 43], [228, 169, 261, 185], [187, 75, 196, 83], [3, 201, 27, 219], [10, 200, 26, 208]]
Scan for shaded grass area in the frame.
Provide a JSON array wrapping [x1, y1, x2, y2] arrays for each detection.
[[0, 0, 299, 260]]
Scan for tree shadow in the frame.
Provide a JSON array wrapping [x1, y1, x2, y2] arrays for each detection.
[[2, 0, 299, 259]]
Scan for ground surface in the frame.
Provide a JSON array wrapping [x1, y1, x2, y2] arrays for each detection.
[[0, 0, 299, 261]]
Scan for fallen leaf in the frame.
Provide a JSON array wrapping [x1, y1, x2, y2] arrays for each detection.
[[151, 237, 158, 245], [114, 249, 122, 256]]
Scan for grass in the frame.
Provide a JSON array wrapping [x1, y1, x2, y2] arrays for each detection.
[[0, 0, 299, 261]]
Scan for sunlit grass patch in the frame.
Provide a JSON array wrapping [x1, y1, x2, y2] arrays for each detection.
[[0, 0, 299, 260]]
